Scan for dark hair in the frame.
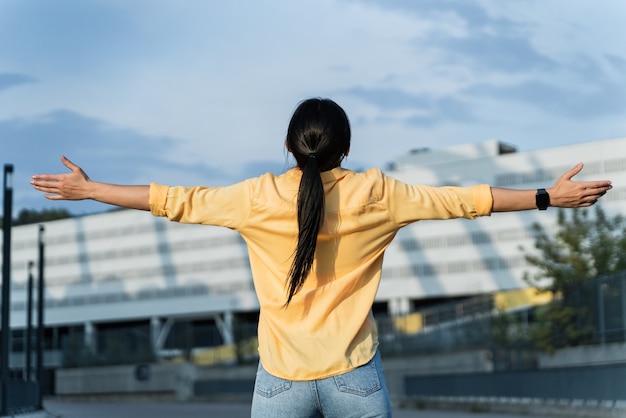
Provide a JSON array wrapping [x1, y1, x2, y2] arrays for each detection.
[[284, 98, 351, 305]]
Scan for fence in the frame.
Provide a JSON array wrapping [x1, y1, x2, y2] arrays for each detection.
[[51, 272, 626, 370], [7, 273, 626, 382], [0, 380, 39, 414], [405, 363, 626, 402], [379, 272, 626, 361]]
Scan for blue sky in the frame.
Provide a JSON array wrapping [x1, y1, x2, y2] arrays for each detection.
[[1, 0, 625, 215]]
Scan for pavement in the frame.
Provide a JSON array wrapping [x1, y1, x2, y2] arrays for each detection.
[[10, 399, 553, 418], [6, 399, 626, 418]]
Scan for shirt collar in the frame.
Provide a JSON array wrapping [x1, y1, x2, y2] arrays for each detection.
[[286, 167, 351, 184]]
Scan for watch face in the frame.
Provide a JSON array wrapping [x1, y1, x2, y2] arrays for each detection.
[[536, 189, 550, 210]]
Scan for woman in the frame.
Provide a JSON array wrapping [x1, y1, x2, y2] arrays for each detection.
[[32, 98, 611, 417]]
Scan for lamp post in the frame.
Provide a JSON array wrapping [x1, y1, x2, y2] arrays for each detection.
[[36, 226, 45, 408], [1, 164, 13, 415], [25, 261, 34, 381]]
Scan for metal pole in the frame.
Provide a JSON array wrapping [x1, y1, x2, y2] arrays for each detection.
[[36, 226, 45, 408], [598, 280, 606, 345], [1, 164, 14, 415], [622, 274, 626, 342], [25, 261, 34, 381]]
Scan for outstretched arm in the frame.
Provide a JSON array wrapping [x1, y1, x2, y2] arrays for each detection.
[[31, 156, 150, 211], [491, 163, 612, 212]]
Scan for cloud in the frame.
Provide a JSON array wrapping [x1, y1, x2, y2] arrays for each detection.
[[463, 49, 626, 120], [1, 0, 626, 213], [367, 1, 556, 74], [606, 54, 626, 75], [465, 79, 626, 120], [428, 31, 556, 74], [1, 110, 280, 214], [350, 1, 626, 126], [0, 73, 37, 92], [357, 0, 486, 19], [355, 0, 508, 33], [240, 159, 291, 180], [346, 86, 475, 127], [2, 109, 171, 171]]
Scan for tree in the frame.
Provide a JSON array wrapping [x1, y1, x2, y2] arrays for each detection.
[[0, 208, 73, 228], [521, 205, 626, 351]]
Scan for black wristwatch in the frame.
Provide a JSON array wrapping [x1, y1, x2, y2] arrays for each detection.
[[536, 188, 550, 210]]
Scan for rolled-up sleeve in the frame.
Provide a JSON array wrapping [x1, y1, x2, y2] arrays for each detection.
[[149, 183, 170, 217], [149, 181, 252, 229], [472, 184, 494, 217], [386, 176, 493, 226]]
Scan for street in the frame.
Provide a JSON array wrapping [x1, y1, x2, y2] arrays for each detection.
[[43, 399, 550, 418]]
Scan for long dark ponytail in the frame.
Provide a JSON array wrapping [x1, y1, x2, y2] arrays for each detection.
[[284, 98, 351, 305]]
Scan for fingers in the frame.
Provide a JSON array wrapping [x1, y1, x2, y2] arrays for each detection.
[[31, 156, 87, 184], [31, 156, 91, 201], [31, 173, 65, 192], [558, 162, 584, 182], [580, 182, 613, 201], [576, 182, 611, 207], [61, 155, 83, 174], [31, 174, 57, 182], [43, 194, 65, 201], [61, 155, 76, 170], [31, 179, 61, 195], [31, 156, 75, 180], [31, 162, 67, 196], [557, 163, 612, 189], [31, 177, 78, 201], [61, 155, 90, 180], [550, 164, 613, 207], [30, 177, 60, 196]]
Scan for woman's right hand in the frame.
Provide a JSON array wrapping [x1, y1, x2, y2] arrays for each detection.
[[31, 156, 93, 201], [31, 156, 151, 210]]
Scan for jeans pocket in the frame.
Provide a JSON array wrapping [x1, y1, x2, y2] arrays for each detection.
[[333, 357, 382, 397], [254, 363, 292, 398]]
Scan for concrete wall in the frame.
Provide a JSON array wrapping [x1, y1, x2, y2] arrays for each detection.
[[55, 344, 626, 404], [54, 351, 490, 402], [383, 350, 493, 403], [538, 342, 626, 369], [56, 363, 196, 401]]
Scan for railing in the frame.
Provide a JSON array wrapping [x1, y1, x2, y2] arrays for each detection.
[[405, 363, 626, 405], [380, 272, 626, 359], [0, 380, 40, 414], [6, 273, 626, 379]]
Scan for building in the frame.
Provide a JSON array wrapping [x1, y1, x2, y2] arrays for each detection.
[[3, 136, 626, 386]]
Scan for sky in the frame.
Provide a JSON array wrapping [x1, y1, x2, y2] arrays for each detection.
[[1, 0, 625, 215]]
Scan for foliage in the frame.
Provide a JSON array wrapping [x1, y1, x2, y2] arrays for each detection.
[[491, 310, 528, 346], [0, 208, 73, 228], [521, 205, 626, 351]]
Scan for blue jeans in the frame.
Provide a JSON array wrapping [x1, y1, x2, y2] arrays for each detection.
[[251, 351, 392, 418]]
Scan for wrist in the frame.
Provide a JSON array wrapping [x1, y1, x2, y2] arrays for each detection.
[[86, 180, 103, 201], [536, 188, 550, 210]]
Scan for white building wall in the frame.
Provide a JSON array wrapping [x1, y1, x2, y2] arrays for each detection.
[[379, 136, 626, 301], [379, 138, 626, 299], [6, 210, 258, 328], [3, 136, 626, 329]]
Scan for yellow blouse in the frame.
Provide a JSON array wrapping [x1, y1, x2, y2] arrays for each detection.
[[149, 167, 493, 380]]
